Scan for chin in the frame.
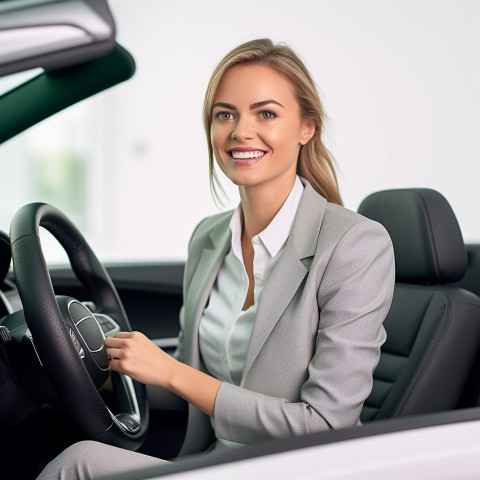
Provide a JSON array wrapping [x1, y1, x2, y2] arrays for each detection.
[[228, 175, 264, 188]]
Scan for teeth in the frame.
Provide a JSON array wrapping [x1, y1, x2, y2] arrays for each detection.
[[231, 151, 265, 159]]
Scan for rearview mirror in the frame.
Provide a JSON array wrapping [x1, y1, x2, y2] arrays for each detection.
[[0, 0, 116, 78]]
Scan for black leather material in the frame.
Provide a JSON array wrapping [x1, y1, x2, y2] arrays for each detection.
[[453, 244, 480, 297], [0, 230, 10, 282], [358, 189, 467, 284], [359, 188, 480, 422], [361, 285, 480, 420]]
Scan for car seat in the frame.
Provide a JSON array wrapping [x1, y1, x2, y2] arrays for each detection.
[[452, 244, 480, 298], [358, 188, 480, 421]]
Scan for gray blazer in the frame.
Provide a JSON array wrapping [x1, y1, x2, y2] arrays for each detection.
[[154, 178, 394, 456]]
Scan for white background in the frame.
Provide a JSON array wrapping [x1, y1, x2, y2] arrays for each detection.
[[1, 0, 479, 262]]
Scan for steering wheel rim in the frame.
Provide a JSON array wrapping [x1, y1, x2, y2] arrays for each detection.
[[9, 202, 148, 450]]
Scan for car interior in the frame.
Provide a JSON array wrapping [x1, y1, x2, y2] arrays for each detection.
[[1, 1, 480, 479]]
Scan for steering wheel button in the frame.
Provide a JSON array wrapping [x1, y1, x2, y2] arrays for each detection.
[[76, 316, 104, 351], [116, 413, 141, 434]]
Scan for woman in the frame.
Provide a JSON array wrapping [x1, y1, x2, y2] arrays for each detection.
[[38, 38, 394, 478]]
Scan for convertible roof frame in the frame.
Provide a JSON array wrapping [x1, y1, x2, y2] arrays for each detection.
[[0, 44, 136, 145], [0, 0, 135, 144], [0, 0, 116, 77]]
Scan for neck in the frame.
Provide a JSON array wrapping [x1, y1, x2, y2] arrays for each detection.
[[239, 175, 296, 239]]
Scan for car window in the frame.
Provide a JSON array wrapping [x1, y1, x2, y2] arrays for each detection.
[[1, 0, 479, 265], [0, 78, 92, 264]]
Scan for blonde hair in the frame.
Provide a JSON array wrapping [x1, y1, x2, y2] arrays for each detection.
[[203, 38, 342, 205]]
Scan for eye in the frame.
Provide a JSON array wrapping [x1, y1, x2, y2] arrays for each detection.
[[259, 110, 277, 120], [215, 112, 235, 121]]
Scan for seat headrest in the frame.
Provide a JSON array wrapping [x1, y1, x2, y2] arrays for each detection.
[[358, 189, 467, 284]]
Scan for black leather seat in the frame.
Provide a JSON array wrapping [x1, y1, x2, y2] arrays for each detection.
[[453, 244, 480, 298], [358, 188, 480, 421]]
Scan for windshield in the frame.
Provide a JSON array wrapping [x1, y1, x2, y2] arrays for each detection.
[[0, 0, 478, 264]]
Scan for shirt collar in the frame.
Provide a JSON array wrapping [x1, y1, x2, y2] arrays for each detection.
[[229, 175, 304, 259], [229, 207, 243, 261]]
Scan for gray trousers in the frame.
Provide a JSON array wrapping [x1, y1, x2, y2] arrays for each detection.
[[36, 441, 170, 480]]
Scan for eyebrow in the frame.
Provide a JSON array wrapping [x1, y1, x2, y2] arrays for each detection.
[[250, 99, 284, 110], [211, 99, 284, 111], [212, 102, 236, 110]]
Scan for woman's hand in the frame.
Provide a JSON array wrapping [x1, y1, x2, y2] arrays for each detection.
[[104, 331, 222, 417], [104, 331, 174, 388]]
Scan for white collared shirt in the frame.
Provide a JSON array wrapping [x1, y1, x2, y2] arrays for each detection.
[[199, 176, 304, 387]]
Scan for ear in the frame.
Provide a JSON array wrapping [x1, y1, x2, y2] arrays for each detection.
[[299, 118, 316, 145]]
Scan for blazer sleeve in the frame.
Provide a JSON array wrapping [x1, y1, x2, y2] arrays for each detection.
[[213, 219, 395, 444]]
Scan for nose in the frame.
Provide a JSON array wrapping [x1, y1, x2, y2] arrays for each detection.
[[231, 116, 255, 142]]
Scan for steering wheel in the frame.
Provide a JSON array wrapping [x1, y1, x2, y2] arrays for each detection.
[[9, 203, 148, 450]]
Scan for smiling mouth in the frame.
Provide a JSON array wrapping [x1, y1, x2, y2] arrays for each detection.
[[230, 150, 265, 160]]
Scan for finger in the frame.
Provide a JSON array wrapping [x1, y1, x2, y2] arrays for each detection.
[[106, 347, 122, 360], [104, 337, 127, 348], [107, 354, 131, 375], [108, 356, 120, 369], [108, 357, 125, 374], [114, 331, 134, 339]]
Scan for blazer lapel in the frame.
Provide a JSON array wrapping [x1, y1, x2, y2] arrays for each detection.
[[242, 181, 327, 379], [183, 216, 232, 367]]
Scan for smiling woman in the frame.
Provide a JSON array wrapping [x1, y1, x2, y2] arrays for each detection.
[[205, 48, 340, 207], [38, 37, 395, 480], [210, 64, 316, 197], [1, 2, 480, 480]]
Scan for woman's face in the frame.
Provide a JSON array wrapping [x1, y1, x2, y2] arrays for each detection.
[[210, 64, 314, 192]]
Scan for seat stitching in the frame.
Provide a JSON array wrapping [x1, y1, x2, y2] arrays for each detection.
[[414, 191, 442, 283]]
